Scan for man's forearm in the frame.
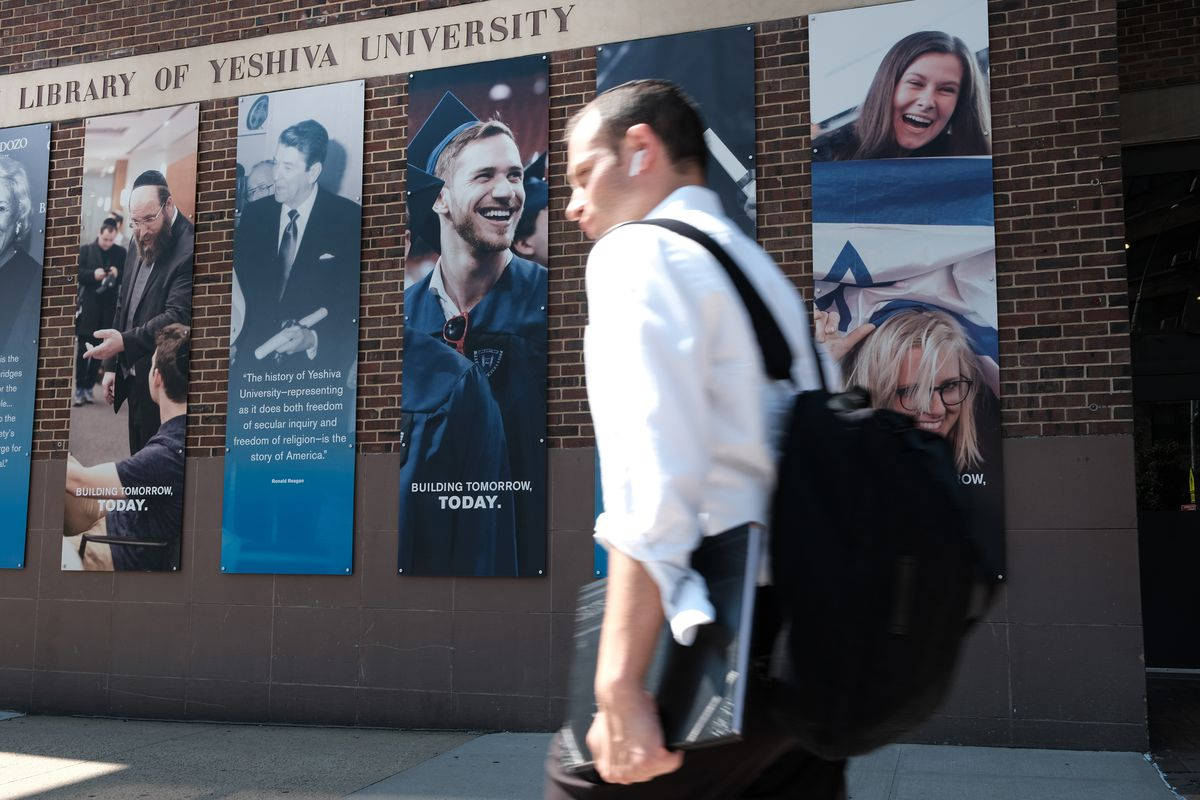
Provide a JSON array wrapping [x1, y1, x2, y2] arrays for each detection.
[[594, 548, 663, 704]]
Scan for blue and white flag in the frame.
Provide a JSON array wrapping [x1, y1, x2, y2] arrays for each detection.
[[813, 157, 998, 368]]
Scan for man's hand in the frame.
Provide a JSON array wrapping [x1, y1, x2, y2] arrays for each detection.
[[85, 329, 125, 361], [273, 325, 317, 356], [108, 266, 119, 278], [587, 686, 682, 785], [101, 371, 116, 405], [93, 267, 106, 282], [813, 309, 875, 363]]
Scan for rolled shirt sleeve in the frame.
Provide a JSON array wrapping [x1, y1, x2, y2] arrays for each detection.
[[585, 228, 718, 645]]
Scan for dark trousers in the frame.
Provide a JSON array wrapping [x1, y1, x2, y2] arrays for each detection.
[[124, 370, 158, 455], [544, 592, 847, 800], [544, 723, 846, 800], [75, 335, 100, 391]]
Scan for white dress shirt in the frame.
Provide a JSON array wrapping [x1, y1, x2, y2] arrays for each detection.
[[277, 186, 319, 250], [585, 185, 832, 645]]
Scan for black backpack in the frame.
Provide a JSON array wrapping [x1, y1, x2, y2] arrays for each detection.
[[636, 219, 994, 760]]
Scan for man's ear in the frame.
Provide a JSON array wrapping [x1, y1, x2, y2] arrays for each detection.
[[623, 123, 659, 172], [432, 187, 449, 215], [307, 161, 324, 185]]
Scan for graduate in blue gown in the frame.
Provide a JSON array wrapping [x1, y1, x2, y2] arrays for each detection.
[[401, 91, 548, 577]]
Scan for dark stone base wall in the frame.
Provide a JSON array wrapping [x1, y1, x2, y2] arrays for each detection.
[[908, 435, 1147, 751], [0, 437, 1147, 750]]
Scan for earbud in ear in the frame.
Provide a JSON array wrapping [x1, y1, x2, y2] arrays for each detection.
[[628, 150, 645, 177]]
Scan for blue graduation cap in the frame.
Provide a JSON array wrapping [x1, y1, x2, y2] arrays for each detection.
[[407, 92, 479, 253]]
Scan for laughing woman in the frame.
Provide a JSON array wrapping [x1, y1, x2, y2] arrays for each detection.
[[813, 30, 991, 161], [842, 309, 986, 471]]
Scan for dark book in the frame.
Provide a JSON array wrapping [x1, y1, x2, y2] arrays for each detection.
[[558, 523, 763, 773]]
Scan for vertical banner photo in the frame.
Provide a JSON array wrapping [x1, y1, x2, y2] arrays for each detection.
[[592, 26, 756, 576], [400, 55, 549, 577], [597, 26, 757, 237], [0, 124, 50, 570], [63, 105, 199, 573], [221, 81, 364, 575], [809, 0, 1005, 574]]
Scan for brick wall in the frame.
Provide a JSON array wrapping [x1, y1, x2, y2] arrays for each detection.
[[1117, 0, 1200, 92], [988, 0, 1131, 436]]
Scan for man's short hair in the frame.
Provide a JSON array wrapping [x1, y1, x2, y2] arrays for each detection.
[[433, 120, 517, 181], [278, 119, 329, 169], [132, 169, 170, 205], [153, 323, 190, 404], [571, 79, 708, 175], [100, 219, 118, 234]]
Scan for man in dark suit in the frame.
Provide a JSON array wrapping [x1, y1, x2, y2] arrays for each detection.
[[233, 119, 361, 374], [87, 170, 193, 455], [75, 218, 125, 406]]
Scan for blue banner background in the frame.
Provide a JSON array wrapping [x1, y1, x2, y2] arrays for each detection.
[[0, 123, 50, 570], [220, 82, 364, 574], [597, 26, 757, 238]]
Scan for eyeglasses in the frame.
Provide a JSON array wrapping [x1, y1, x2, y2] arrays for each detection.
[[129, 201, 167, 229], [442, 312, 469, 356], [895, 378, 973, 412]]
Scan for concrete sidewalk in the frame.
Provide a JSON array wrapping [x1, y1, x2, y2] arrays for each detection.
[[0, 713, 1186, 800]]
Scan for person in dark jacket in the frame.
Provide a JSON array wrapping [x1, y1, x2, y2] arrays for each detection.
[[86, 170, 193, 455], [74, 218, 125, 405], [233, 120, 361, 375], [65, 324, 189, 571], [402, 92, 548, 577], [397, 333, 517, 575]]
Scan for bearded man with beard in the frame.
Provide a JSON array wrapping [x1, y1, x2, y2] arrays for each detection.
[[401, 93, 548, 577], [88, 170, 194, 455]]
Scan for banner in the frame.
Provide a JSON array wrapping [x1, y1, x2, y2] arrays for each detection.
[[809, 0, 1004, 574], [0, 124, 49, 570], [597, 26, 757, 237], [588, 26, 757, 576], [220, 81, 364, 574], [400, 55, 549, 576], [62, 105, 198, 572]]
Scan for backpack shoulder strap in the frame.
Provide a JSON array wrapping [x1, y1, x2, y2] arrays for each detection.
[[630, 218, 825, 391]]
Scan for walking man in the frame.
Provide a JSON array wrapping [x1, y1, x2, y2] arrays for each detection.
[[546, 79, 844, 798]]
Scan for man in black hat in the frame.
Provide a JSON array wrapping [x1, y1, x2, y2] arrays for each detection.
[[87, 169, 193, 455], [403, 92, 548, 577], [234, 119, 361, 373]]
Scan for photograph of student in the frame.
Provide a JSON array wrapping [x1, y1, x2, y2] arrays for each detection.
[[0, 155, 42, 358], [831, 306, 1004, 570], [63, 324, 189, 572], [74, 218, 125, 406], [86, 168, 195, 456], [402, 56, 548, 577], [839, 308, 987, 469], [812, 29, 991, 161], [64, 104, 198, 572], [397, 332, 518, 575], [233, 118, 361, 374]]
